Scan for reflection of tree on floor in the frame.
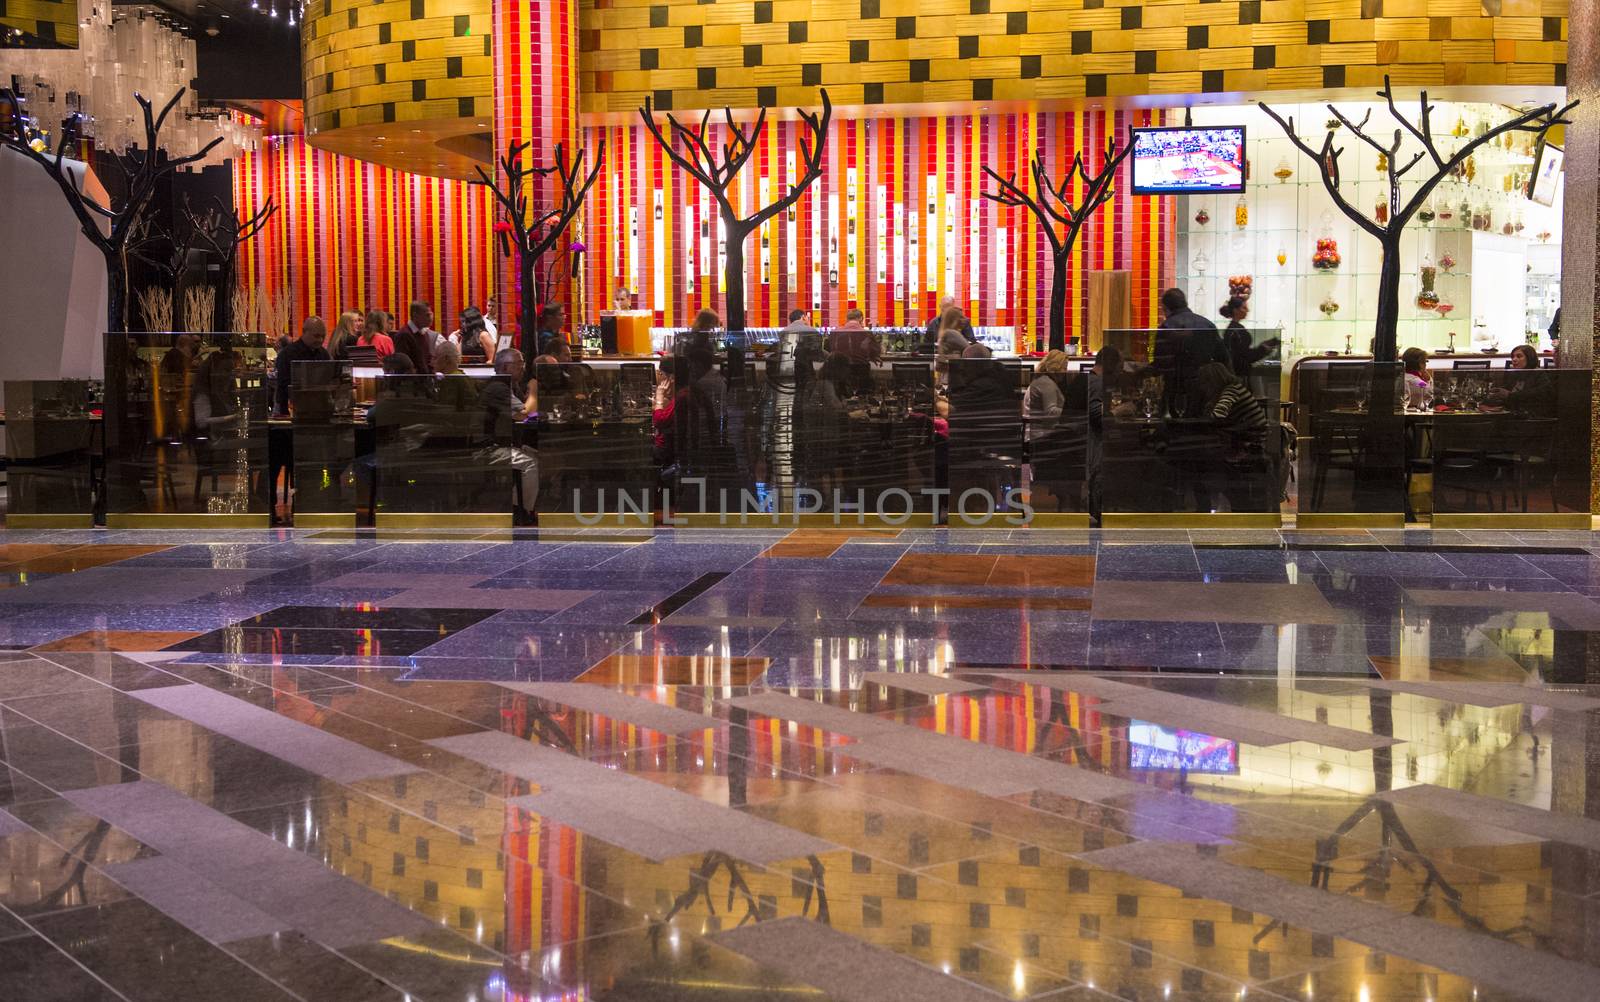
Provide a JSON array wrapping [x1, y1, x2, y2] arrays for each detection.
[[1259, 685, 1550, 952], [648, 851, 830, 957]]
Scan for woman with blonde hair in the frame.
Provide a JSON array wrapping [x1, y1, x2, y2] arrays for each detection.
[[328, 310, 364, 360], [934, 305, 971, 379]]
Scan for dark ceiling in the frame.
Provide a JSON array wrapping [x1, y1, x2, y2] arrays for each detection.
[[114, 1, 301, 102]]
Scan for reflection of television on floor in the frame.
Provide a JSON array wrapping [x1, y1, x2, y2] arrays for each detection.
[[1128, 721, 1239, 773], [1130, 126, 1246, 194]]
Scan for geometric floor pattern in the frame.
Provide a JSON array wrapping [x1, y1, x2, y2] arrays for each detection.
[[3, 525, 1600, 1000]]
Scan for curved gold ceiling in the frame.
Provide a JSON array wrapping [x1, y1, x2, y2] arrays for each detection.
[[301, 0, 492, 181]]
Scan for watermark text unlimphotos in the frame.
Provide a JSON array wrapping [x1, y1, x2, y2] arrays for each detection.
[[571, 480, 1035, 526]]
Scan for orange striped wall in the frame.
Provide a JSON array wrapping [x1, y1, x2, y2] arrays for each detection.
[[233, 133, 496, 333], [582, 108, 1174, 339]]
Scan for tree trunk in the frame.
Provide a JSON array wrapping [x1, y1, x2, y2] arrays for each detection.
[[105, 249, 127, 335], [724, 216, 748, 332], [518, 253, 538, 355], [1047, 253, 1068, 352], [1372, 238, 1402, 362]]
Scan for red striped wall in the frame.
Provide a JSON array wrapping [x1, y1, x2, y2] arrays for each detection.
[[581, 108, 1175, 340], [232, 133, 496, 334]]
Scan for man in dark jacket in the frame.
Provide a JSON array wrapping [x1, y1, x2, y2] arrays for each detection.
[[1156, 287, 1227, 417], [274, 316, 331, 415], [394, 300, 436, 375]]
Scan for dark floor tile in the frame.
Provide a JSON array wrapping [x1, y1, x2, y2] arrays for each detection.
[[223, 932, 406, 1002], [166, 627, 447, 657], [28, 900, 300, 1000], [0, 933, 129, 1001]]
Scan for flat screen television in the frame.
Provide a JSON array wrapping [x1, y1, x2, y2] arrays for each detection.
[[1130, 126, 1247, 194], [1528, 142, 1563, 207], [1128, 721, 1239, 773]]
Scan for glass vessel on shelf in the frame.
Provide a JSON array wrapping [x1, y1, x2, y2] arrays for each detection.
[[1194, 207, 1210, 227], [1233, 194, 1248, 228], [1274, 158, 1293, 183], [1374, 198, 1388, 225], [1319, 294, 1340, 317], [1276, 246, 1287, 267], [1312, 236, 1340, 270], [1435, 298, 1454, 319], [1416, 256, 1439, 310], [1191, 249, 1210, 276], [1417, 200, 1436, 224], [1438, 250, 1457, 273], [1375, 151, 1388, 174]]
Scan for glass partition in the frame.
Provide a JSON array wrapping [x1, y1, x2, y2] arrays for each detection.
[[1101, 359, 1283, 516], [2, 379, 100, 523], [104, 333, 272, 519], [534, 359, 654, 514], [358, 374, 526, 517], [289, 361, 357, 519], [1294, 361, 1408, 516], [1424, 367, 1589, 518]]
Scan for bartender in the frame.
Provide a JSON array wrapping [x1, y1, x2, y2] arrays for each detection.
[[613, 287, 635, 312]]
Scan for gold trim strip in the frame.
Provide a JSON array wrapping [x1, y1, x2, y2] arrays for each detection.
[[376, 512, 514, 529], [3, 514, 95, 529], [1101, 512, 1282, 529], [106, 513, 272, 529], [1293, 513, 1407, 529], [537, 512, 654, 528], [293, 512, 358, 529], [1431, 513, 1593, 530], [1019, 513, 1093, 529]]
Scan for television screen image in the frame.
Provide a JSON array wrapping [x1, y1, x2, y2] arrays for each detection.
[[1130, 126, 1247, 194], [1128, 721, 1239, 773]]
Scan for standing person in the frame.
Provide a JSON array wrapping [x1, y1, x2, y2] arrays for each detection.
[[922, 295, 972, 350], [449, 307, 495, 363], [525, 303, 568, 360], [934, 306, 971, 381], [1023, 350, 1070, 441], [394, 301, 436, 375], [1157, 287, 1226, 417], [328, 311, 364, 360], [274, 316, 331, 416], [774, 308, 825, 385], [1218, 296, 1279, 379], [481, 348, 540, 519], [358, 310, 396, 358]]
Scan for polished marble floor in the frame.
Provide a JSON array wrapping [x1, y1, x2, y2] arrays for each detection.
[[1, 525, 1600, 1000]]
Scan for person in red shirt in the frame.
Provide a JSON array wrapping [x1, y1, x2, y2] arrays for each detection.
[[358, 310, 396, 357], [826, 308, 882, 364]]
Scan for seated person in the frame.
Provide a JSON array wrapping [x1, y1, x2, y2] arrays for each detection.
[[826, 308, 882, 364], [1023, 350, 1069, 441], [1402, 346, 1431, 409], [1194, 361, 1269, 458], [480, 348, 540, 518], [533, 336, 592, 398], [432, 341, 481, 410], [1489, 343, 1556, 415]]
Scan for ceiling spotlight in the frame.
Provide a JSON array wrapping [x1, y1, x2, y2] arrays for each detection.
[[269, 5, 278, 16]]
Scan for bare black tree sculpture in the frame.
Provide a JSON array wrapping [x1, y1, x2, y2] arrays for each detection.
[[0, 89, 223, 333], [1261, 76, 1575, 361], [184, 194, 277, 330], [982, 141, 1134, 352], [639, 90, 832, 332], [476, 140, 604, 345]]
